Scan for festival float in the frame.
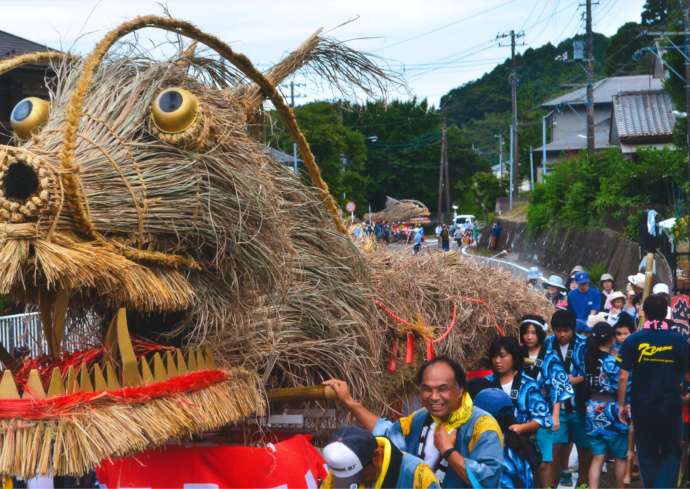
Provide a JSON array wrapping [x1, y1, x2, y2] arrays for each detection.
[[0, 15, 552, 486]]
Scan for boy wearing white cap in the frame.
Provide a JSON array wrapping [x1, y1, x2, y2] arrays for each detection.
[[321, 426, 440, 489]]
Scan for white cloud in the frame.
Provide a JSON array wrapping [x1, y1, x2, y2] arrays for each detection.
[[2, 0, 646, 105]]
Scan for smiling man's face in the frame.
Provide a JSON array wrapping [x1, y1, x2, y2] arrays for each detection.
[[419, 362, 462, 421]]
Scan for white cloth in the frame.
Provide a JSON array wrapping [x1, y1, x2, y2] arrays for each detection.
[[560, 343, 569, 360], [424, 422, 442, 468], [501, 380, 513, 396], [27, 476, 53, 489]]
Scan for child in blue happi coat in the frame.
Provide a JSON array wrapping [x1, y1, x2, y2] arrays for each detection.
[[519, 315, 574, 487], [486, 336, 551, 435], [544, 309, 592, 487], [584, 322, 631, 489]]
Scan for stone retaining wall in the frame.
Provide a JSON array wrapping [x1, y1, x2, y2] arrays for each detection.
[[481, 219, 672, 289]]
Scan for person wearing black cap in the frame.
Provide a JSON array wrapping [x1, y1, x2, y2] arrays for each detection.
[[324, 357, 503, 488], [583, 322, 631, 489], [618, 294, 690, 488], [321, 426, 439, 489]]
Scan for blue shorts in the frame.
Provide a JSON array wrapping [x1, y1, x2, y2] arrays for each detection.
[[535, 427, 554, 462], [553, 410, 591, 448], [589, 432, 627, 459]]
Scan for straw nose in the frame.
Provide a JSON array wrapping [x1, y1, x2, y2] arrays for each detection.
[[0, 147, 52, 223], [3, 159, 38, 201]]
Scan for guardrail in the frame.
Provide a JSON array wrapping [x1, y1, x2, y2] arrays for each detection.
[[0, 312, 97, 357], [460, 246, 545, 285]]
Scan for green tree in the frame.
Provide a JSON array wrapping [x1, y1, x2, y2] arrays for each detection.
[[272, 102, 370, 210], [455, 172, 507, 219]]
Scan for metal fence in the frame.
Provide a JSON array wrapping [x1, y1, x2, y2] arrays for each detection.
[[460, 246, 546, 286], [0, 312, 97, 357]]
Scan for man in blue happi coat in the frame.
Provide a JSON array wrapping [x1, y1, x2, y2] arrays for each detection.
[[324, 356, 503, 488]]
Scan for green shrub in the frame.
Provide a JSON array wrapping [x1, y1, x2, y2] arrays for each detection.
[[587, 262, 607, 285], [527, 148, 686, 239]]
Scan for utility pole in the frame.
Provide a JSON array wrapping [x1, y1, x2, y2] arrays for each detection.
[[443, 123, 451, 220], [529, 146, 535, 190], [494, 134, 504, 181], [674, 0, 690, 250], [497, 29, 525, 203], [585, 0, 595, 160], [286, 80, 306, 174], [509, 126, 514, 209], [437, 121, 449, 224]]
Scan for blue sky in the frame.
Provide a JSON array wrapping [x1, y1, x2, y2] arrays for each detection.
[[2, 0, 646, 106]]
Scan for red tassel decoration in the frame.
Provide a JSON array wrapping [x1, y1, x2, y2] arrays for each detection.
[[405, 333, 414, 364], [426, 339, 435, 361], [387, 337, 399, 373]]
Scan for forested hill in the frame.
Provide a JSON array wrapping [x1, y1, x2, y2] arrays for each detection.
[[440, 26, 650, 165], [272, 2, 670, 218]]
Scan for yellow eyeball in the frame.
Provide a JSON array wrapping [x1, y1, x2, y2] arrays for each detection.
[[10, 97, 50, 139], [151, 87, 200, 134]]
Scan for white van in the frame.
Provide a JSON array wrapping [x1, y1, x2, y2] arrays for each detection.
[[453, 214, 476, 228]]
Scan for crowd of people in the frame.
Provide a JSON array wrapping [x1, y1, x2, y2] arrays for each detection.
[[319, 266, 690, 489]]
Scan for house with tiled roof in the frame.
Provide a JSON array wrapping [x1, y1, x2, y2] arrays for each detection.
[[538, 74, 664, 158], [609, 90, 676, 154], [0, 30, 54, 142]]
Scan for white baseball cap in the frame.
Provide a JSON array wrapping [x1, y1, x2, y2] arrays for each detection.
[[323, 426, 376, 488], [653, 283, 670, 295]]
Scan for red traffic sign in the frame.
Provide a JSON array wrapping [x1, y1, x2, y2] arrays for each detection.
[[345, 201, 356, 213]]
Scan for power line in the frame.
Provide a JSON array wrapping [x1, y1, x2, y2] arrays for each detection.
[[374, 0, 520, 52]]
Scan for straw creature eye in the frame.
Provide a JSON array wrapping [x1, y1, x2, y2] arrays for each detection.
[[149, 87, 211, 149], [10, 97, 50, 139], [151, 87, 200, 134]]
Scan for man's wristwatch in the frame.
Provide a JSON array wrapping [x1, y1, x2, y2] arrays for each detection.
[[442, 447, 459, 460]]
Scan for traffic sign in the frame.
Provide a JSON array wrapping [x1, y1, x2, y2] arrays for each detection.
[[345, 201, 356, 213]]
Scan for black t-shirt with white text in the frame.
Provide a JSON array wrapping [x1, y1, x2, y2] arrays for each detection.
[[620, 329, 689, 425]]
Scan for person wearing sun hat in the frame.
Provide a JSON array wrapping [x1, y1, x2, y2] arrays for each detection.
[[627, 273, 645, 296], [321, 425, 439, 489], [543, 275, 567, 306], [599, 273, 615, 311]]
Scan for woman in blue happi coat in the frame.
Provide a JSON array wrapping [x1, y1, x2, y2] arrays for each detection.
[[486, 337, 551, 487], [519, 315, 574, 487], [583, 322, 631, 489], [487, 336, 551, 432]]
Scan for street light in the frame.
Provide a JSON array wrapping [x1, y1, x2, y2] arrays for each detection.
[[673, 110, 688, 118]]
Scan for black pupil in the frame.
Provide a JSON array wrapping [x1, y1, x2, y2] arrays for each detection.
[[12, 100, 33, 122], [3, 161, 39, 201], [158, 91, 183, 113]]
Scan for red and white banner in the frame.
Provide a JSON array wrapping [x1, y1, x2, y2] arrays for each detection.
[[97, 435, 327, 489]]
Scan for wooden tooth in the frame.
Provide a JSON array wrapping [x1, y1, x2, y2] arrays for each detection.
[[0, 370, 20, 399], [196, 348, 206, 370], [105, 361, 121, 390], [115, 308, 141, 387], [187, 349, 198, 371], [176, 349, 188, 374], [78, 363, 93, 392], [140, 357, 154, 385], [23, 369, 46, 399], [47, 367, 64, 397], [152, 353, 167, 382], [166, 350, 178, 377], [93, 364, 107, 392], [65, 365, 77, 394], [205, 346, 217, 369]]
